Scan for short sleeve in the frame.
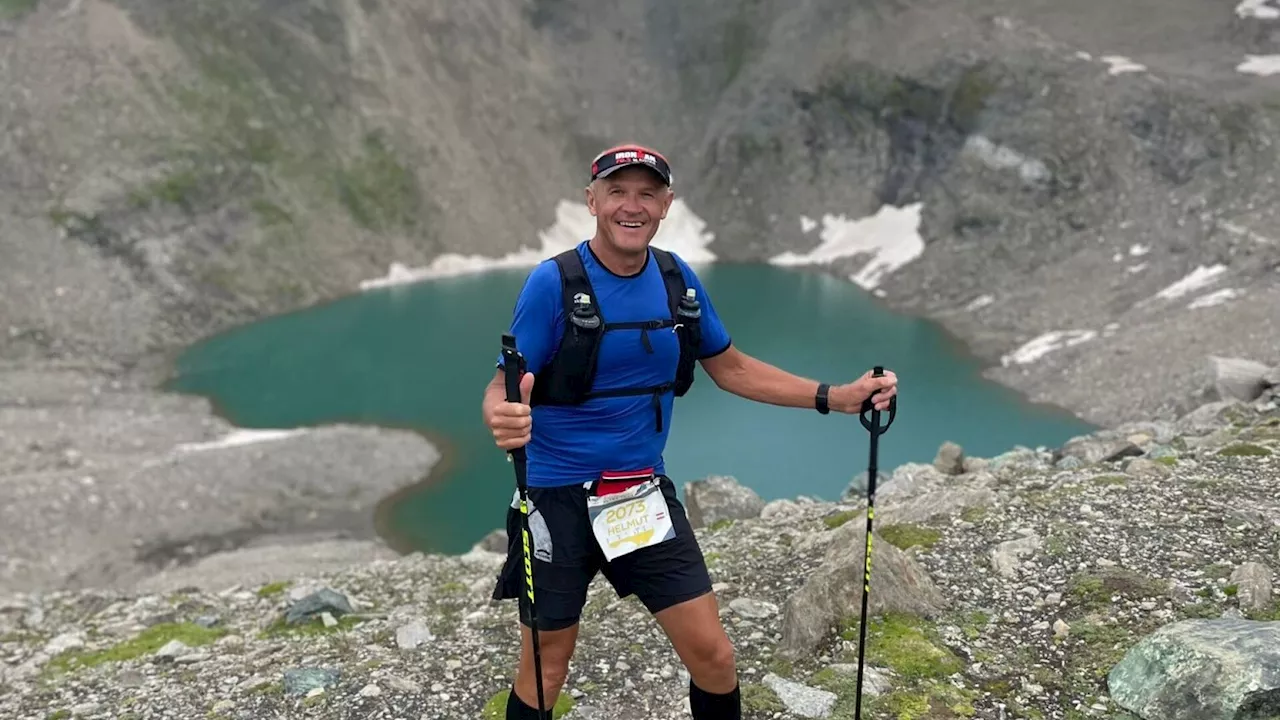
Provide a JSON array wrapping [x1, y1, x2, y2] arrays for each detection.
[[495, 260, 561, 375], [674, 255, 732, 359]]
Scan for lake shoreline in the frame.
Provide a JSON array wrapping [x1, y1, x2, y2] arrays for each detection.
[[0, 361, 442, 596]]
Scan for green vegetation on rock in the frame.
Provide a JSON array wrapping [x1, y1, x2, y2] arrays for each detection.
[[0, 0, 38, 20], [879, 523, 942, 550], [44, 622, 227, 676], [1217, 443, 1272, 457], [481, 689, 574, 719]]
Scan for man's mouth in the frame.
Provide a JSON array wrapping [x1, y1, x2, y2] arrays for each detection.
[[617, 220, 644, 229]]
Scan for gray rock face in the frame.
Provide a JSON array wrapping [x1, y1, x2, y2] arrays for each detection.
[[683, 475, 765, 529], [761, 673, 837, 718], [934, 441, 965, 475], [1209, 356, 1276, 403], [1059, 434, 1144, 465], [1108, 619, 1280, 720], [1230, 563, 1274, 614], [777, 525, 947, 659]]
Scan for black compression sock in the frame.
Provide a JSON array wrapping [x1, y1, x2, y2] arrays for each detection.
[[506, 686, 549, 720], [689, 678, 742, 720]]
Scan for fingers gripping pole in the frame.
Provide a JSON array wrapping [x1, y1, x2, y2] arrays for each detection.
[[500, 334, 549, 719], [854, 366, 897, 720]]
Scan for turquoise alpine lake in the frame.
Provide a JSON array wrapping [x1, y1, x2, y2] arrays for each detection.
[[167, 262, 1096, 555]]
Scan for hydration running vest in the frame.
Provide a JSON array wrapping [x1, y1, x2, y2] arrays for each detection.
[[529, 246, 703, 433]]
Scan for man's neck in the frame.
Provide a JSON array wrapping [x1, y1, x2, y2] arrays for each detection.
[[589, 236, 648, 276]]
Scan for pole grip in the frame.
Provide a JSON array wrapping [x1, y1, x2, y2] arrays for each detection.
[[501, 333, 524, 404]]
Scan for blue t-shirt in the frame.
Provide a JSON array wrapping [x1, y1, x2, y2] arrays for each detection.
[[496, 241, 732, 487]]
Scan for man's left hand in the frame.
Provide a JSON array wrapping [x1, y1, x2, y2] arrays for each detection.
[[830, 369, 898, 414]]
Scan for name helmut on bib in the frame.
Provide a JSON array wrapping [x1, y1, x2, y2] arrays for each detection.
[[586, 476, 676, 562]]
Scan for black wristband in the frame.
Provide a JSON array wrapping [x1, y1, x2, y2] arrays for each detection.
[[815, 382, 830, 415]]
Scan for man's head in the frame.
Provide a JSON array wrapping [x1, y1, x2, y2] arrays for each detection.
[[585, 144, 674, 260]]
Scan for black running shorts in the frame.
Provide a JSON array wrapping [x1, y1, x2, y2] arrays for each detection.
[[491, 474, 713, 631]]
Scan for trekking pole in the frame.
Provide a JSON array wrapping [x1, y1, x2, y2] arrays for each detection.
[[500, 333, 550, 720], [854, 366, 897, 720]]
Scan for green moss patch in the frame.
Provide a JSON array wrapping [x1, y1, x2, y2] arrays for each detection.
[[1217, 443, 1272, 457], [256, 581, 289, 598], [836, 613, 963, 681], [0, 0, 39, 20], [742, 683, 787, 714], [879, 524, 942, 551], [481, 689, 574, 719], [44, 622, 227, 676], [1065, 569, 1168, 614], [824, 510, 861, 529]]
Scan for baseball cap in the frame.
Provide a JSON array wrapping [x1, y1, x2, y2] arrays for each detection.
[[590, 144, 672, 186]]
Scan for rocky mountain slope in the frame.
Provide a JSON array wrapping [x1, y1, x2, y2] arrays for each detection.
[[3, 0, 1278, 426], [3, 376, 1278, 719]]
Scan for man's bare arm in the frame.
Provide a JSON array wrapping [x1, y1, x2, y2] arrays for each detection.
[[700, 344, 895, 414], [699, 345, 821, 409]]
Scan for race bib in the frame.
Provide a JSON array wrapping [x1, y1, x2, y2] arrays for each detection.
[[586, 477, 675, 561]]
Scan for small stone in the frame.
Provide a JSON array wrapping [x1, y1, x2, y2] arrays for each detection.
[[729, 598, 778, 619], [934, 442, 965, 474]]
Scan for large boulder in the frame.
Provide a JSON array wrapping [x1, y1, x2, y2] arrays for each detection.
[[1108, 618, 1280, 720], [1208, 356, 1276, 403], [777, 516, 947, 659], [683, 475, 764, 529]]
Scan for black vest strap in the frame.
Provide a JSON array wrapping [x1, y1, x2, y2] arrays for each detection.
[[527, 246, 703, 432]]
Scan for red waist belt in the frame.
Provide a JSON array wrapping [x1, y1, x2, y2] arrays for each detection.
[[595, 468, 655, 496]]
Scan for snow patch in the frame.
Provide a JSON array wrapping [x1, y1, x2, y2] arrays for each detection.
[[1221, 221, 1274, 244], [770, 203, 925, 290], [1188, 288, 1242, 309], [358, 199, 716, 290], [1101, 56, 1146, 75], [1238, 55, 1280, 76], [965, 294, 994, 312], [1129, 244, 1149, 257], [1001, 331, 1098, 367], [1126, 263, 1149, 275], [961, 136, 1050, 184], [1236, 0, 1280, 20], [799, 215, 817, 234], [175, 429, 306, 453], [1154, 264, 1227, 301]]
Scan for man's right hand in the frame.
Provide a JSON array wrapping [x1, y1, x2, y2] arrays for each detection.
[[486, 371, 536, 450]]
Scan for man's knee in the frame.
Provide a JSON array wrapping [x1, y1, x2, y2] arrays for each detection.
[[519, 623, 579, 686]]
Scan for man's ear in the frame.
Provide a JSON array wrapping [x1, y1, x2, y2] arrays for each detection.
[[660, 187, 674, 219], [584, 184, 597, 216]]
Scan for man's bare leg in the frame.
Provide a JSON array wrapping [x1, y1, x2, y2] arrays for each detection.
[[654, 592, 739, 718], [509, 623, 579, 715]]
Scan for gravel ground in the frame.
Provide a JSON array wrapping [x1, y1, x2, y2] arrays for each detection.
[[0, 362, 440, 596], [1, 394, 1275, 720]]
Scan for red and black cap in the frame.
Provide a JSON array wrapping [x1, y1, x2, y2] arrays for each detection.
[[590, 144, 672, 186]]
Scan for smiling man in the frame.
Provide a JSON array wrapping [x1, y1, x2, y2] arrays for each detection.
[[484, 143, 898, 720]]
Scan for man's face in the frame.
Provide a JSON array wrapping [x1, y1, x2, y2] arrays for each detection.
[[585, 165, 673, 256]]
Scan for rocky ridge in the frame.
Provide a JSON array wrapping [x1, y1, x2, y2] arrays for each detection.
[[2, 0, 1279, 429], [2, 370, 1277, 719]]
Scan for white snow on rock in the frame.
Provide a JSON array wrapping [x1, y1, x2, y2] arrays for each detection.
[[1154, 264, 1227, 301], [1101, 56, 1146, 74], [358, 198, 716, 290], [1238, 54, 1280, 76], [1188, 288, 1243, 310], [1236, 0, 1280, 20], [770, 203, 926, 290], [1001, 330, 1098, 367], [174, 429, 307, 453]]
